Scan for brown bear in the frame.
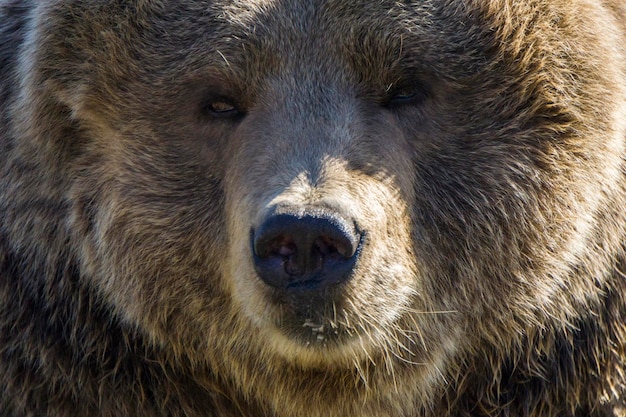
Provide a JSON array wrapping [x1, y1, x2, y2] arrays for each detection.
[[0, 0, 625, 416]]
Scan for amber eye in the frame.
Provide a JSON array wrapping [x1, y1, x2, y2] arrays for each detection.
[[202, 98, 241, 118]]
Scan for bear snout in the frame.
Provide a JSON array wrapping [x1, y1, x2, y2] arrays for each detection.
[[251, 211, 365, 291]]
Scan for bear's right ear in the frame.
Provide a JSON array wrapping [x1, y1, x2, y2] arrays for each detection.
[[15, 2, 96, 119], [20, 1, 149, 111], [9, 1, 120, 160], [13, 1, 152, 146]]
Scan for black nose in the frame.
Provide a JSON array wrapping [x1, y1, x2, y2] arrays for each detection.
[[251, 213, 363, 290]]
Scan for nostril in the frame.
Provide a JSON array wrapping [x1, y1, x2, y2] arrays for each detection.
[[256, 235, 297, 258], [314, 235, 352, 259], [251, 212, 363, 290]]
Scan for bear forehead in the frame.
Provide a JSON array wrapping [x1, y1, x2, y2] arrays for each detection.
[[134, 0, 482, 94], [206, 0, 468, 63], [85, 0, 474, 73], [47, 0, 491, 100]]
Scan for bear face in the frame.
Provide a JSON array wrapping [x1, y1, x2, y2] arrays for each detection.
[[3, 0, 625, 415]]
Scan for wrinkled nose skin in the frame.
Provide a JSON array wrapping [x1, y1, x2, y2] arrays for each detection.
[[251, 212, 364, 291]]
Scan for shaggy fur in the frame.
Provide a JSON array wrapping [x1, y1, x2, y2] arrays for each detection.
[[0, 0, 625, 416]]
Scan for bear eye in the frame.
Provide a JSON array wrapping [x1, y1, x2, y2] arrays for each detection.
[[389, 91, 418, 104], [202, 97, 242, 119], [385, 83, 429, 108]]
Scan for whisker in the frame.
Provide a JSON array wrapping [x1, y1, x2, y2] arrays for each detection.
[[404, 308, 459, 315]]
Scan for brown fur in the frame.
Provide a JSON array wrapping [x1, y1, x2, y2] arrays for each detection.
[[0, 0, 625, 416]]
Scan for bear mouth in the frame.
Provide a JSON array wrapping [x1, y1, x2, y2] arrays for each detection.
[[264, 285, 361, 347], [248, 212, 368, 347]]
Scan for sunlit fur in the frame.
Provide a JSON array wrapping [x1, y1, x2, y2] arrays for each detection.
[[0, 0, 625, 416]]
